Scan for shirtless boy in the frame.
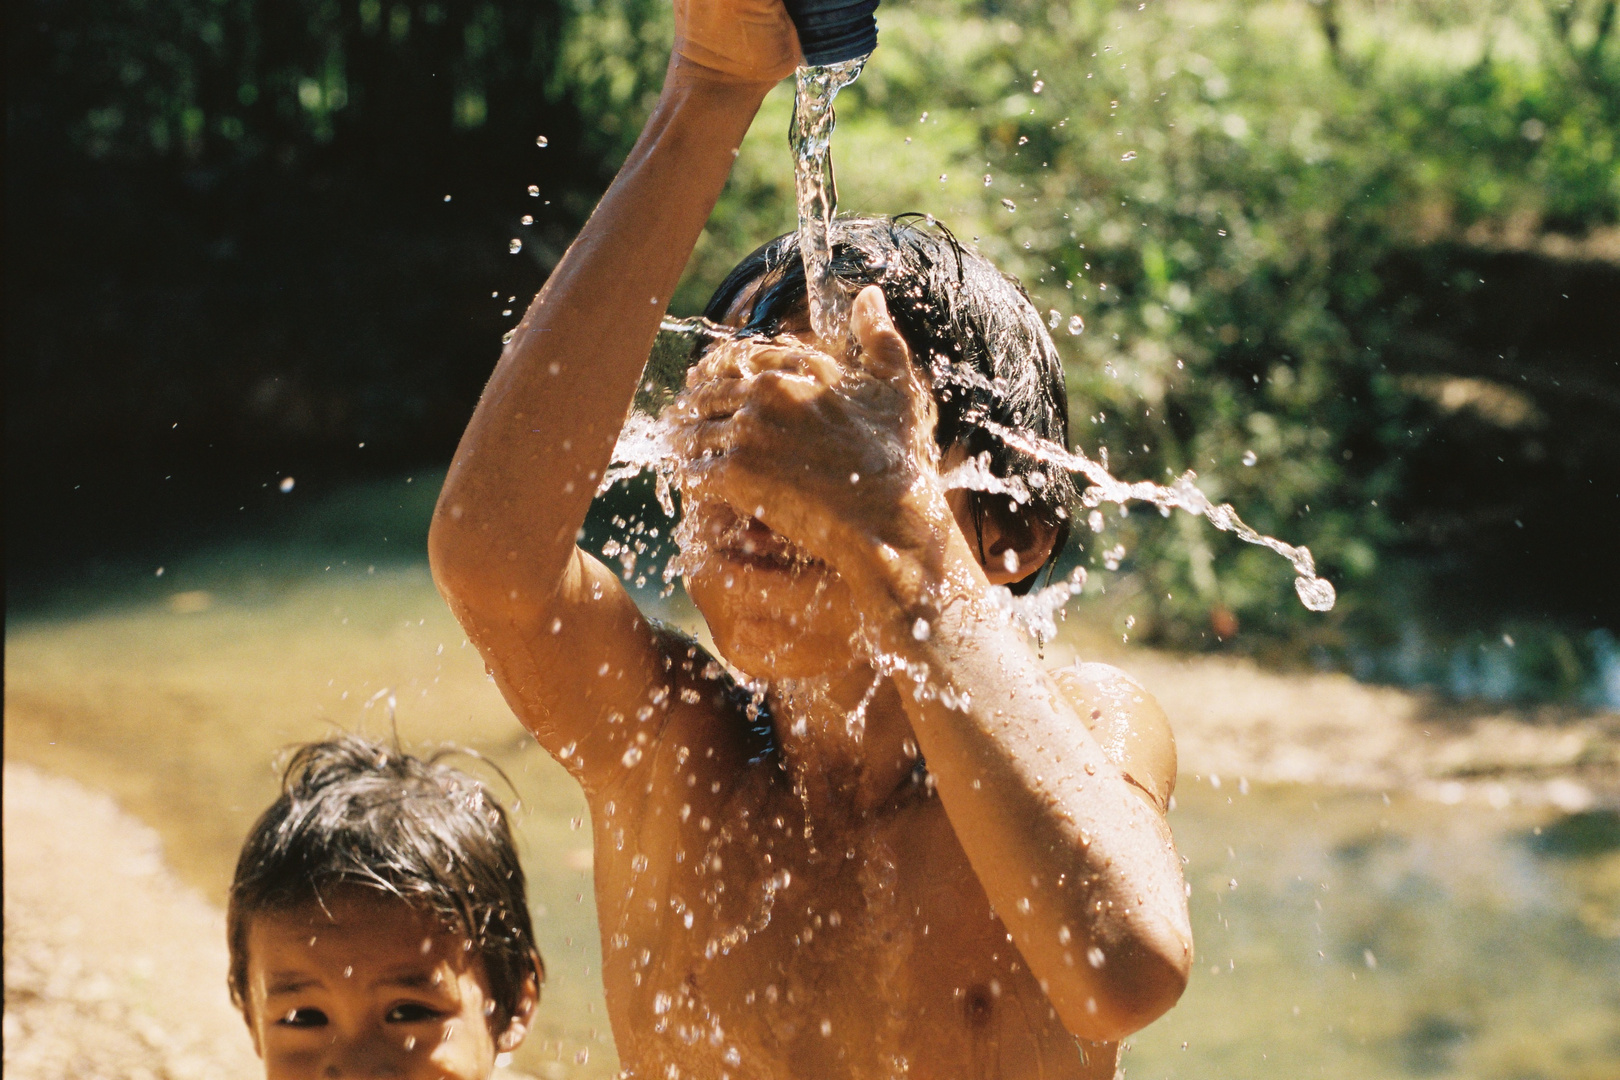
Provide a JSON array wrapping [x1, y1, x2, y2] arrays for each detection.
[[429, 0, 1192, 1075]]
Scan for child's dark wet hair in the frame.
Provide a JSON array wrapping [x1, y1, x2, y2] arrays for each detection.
[[227, 734, 541, 1023], [704, 215, 1075, 593]]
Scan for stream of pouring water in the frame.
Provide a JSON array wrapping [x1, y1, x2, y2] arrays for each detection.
[[791, 59, 868, 351]]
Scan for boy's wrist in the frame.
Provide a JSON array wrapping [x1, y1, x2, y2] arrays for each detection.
[[663, 55, 783, 104], [845, 486, 986, 640]]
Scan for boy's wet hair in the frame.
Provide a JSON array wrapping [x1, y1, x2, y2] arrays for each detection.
[[226, 734, 541, 1024], [705, 215, 1075, 592]]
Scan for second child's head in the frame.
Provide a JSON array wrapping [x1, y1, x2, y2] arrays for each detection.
[[227, 735, 542, 1080]]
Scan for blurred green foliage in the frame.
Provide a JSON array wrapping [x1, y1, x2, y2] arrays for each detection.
[[24, 0, 565, 165]]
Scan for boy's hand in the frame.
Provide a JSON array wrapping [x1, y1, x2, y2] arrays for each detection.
[[673, 0, 802, 86], [672, 287, 951, 580]]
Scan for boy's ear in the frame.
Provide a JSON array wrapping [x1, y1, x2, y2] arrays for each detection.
[[496, 954, 543, 1053], [977, 506, 1060, 585]]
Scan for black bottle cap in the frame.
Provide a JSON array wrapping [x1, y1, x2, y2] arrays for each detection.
[[784, 0, 879, 66]]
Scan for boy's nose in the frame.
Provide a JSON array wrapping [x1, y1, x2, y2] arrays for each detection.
[[321, 1030, 408, 1078]]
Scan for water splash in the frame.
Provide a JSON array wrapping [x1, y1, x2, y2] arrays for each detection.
[[791, 58, 868, 351], [979, 420, 1335, 611], [985, 568, 1090, 646]]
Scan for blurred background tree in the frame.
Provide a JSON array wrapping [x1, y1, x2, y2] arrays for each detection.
[[8, 0, 1618, 703]]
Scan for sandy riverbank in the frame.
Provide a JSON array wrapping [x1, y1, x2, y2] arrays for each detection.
[[3, 763, 257, 1080]]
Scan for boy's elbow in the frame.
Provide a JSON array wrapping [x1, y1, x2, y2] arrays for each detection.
[[1059, 914, 1192, 1041], [426, 514, 464, 596], [1106, 922, 1192, 1034], [427, 506, 489, 610]]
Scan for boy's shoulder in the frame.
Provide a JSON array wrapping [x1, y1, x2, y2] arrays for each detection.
[[1050, 660, 1177, 812]]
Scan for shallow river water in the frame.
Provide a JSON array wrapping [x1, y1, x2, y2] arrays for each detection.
[[5, 473, 1617, 1080]]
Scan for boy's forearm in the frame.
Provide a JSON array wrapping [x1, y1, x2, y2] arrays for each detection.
[[430, 68, 774, 612], [850, 525, 1192, 1038]]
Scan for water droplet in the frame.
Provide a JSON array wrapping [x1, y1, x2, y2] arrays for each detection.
[[632, 853, 649, 873], [1032, 79, 1045, 93], [343, 965, 353, 978], [1016, 896, 1032, 914], [1363, 949, 1377, 969], [1088, 510, 1105, 533], [1018, 135, 1029, 145], [1001, 199, 1017, 212], [521, 214, 533, 225], [508, 239, 523, 254], [1242, 449, 1257, 466], [576, 1049, 591, 1064], [1294, 575, 1336, 612], [1087, 946, 1106, 968], [535, 135, 549, 147], [404, 1036, 417, 1050], [820, 1019, 832, 1036], [528, 184, 540, 196], [983, 174, 994, 186], [1121, 150, 1137, 161], [1058, 925, 1072, 945], [912, 618, 931, 641], [1068, 315, 1084, 335], [279, 476, 295, 492], [654, 992, 672, 1014]]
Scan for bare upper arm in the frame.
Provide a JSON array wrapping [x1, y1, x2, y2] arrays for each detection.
[[1051, 662, 1177, 813], [437, 543, 691, 795]]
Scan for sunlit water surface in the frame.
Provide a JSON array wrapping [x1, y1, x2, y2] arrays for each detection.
[[5, 473, 1617, 1080]]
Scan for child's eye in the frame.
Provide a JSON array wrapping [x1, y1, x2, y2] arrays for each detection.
[[386, 1003, 442, 1023], [277, 1007, 328, 1027]]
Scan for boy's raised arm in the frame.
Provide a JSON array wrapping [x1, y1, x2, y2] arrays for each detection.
[[429, 1, 798, 779]]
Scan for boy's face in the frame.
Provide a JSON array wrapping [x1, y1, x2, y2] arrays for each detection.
[[678, 285, 872, 679], [242, 888, 528, 1080]]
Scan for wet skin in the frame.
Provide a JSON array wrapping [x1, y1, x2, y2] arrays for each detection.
[[428, 3, 1191, 1075], [241, 889, 536, 1080]]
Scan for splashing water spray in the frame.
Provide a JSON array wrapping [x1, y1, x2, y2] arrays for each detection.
[[614, 0, 1333, 632]]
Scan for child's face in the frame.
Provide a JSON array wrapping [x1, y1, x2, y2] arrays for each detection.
[[242, 888, 527, 1080]]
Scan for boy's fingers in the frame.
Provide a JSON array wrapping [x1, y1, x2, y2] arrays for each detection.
[[690, 340, 838, 387], [850, 285, 911, 382], [674, 378, 751, 422]]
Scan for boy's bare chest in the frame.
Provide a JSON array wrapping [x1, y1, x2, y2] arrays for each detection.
[[590, 768, 1113, 1080]]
